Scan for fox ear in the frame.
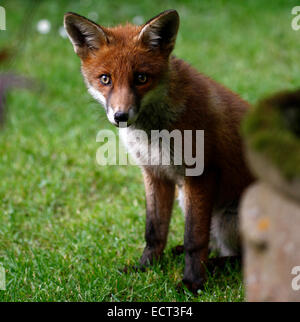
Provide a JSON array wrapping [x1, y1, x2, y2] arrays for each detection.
[[139, 10, 179, 55], [64, 12, 108, 58]]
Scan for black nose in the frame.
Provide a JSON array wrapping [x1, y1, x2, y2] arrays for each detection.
[[114, 111, 128, 123]]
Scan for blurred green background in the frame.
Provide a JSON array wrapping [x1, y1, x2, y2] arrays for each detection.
[[0, 0, 299, 301]]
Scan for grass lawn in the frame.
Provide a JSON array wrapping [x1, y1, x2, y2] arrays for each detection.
[[0, 0, 299, 302]]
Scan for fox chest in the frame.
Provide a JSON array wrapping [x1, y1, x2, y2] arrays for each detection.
[[120, 127, 185, 181]]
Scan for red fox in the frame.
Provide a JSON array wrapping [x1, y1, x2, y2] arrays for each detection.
[[64, 9, 254, 293]]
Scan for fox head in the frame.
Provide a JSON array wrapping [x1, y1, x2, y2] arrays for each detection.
[[64, 10, 179, 126]]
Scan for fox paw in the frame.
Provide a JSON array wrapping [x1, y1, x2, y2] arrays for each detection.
[[171, 245, 184, 256], [177, 277, 205, 295], [121, 264, 147, 274]]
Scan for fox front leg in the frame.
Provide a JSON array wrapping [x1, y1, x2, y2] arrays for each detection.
[[139, 169, 175, 267], [182, 174, 215, 293]]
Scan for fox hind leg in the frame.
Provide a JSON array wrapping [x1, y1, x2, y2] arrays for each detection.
[[210, 201, 241, 257]]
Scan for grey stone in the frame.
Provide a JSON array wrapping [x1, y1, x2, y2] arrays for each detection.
[[241, 182, 300, 301]]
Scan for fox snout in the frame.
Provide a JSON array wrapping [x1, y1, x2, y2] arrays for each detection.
[[87, 84, 137, 127], [114, 111, 129, 123], [106, 87, 137, 126], [107, 105, 136, 127]]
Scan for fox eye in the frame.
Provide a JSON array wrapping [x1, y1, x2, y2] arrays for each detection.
[[100, 74, 111, 86], [135, 73, 148, 85]]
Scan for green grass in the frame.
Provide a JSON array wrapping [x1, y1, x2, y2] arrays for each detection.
[[0, 0, 300, 302]]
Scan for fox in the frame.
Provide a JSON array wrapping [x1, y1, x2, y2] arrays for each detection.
[[64, 9, 254, 293]]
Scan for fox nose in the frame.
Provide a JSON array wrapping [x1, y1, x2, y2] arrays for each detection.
[[114, 111, 128, 123]]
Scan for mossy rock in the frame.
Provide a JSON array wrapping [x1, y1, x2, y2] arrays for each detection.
[[242, 89, 300, 200]]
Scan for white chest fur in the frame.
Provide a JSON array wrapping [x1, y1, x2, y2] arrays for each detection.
[[119, 126, 185, 181]]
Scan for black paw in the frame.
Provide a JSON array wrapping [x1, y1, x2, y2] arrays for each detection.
[[121, 264, 147, 274], [171, 245, 184, 256], [181, 277, 206, 295], [206, 255, 242, 273]]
